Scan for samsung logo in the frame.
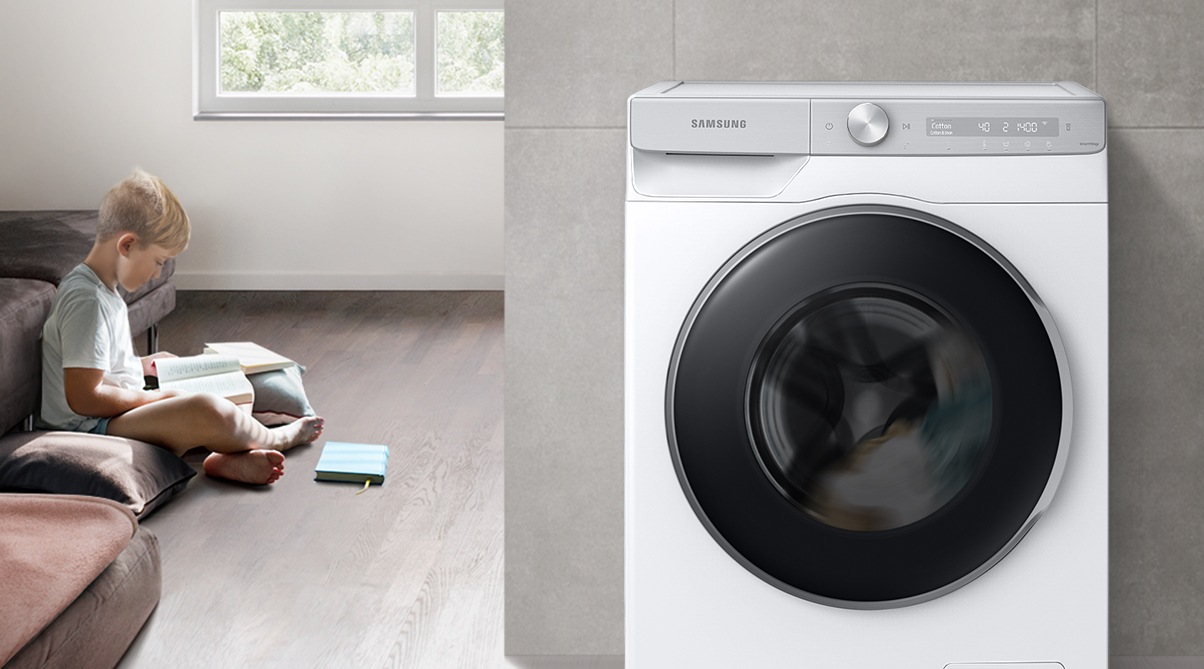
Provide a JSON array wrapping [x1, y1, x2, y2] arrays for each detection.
[[690, 119, 747, 129]]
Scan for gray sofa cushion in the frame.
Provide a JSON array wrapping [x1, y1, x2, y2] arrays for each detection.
[[0, 216, 92, 284], [3, 523, 161, 669], [0, 210, 103, 241], [127, 282, 176, 338], [0, 210, 175, 299], [0, 432, 196, 517], [0, 494, 138, 667], [0, 279, 55, 434]]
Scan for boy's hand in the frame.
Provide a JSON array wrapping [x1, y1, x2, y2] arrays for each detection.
[[141, 351, 178, 378]]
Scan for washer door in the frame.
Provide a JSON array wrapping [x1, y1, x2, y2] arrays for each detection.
[[668, 205, 1071, 609]]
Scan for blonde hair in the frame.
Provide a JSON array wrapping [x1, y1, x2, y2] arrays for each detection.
[[97, 169, 190, 254]]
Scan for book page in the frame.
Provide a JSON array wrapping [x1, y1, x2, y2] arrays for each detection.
[[156, 355, 242, 382], [203, 342, 294, 373], [160, 371, 253, 401]]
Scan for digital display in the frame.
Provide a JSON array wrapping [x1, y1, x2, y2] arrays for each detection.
[[926, 117, 1059, 137]]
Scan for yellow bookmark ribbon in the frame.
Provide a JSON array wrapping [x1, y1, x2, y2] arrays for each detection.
[[356, 479, 371, 495]]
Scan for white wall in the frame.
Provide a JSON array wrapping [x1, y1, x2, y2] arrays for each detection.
[[0, 0, 503, 290]]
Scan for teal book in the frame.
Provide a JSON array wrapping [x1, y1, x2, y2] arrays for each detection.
[[314, 442, 389, 485]]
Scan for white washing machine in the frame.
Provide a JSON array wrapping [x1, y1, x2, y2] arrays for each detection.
[[625, 82, 1107, 668]]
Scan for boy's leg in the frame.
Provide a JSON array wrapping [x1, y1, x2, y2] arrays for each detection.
[[106, 392, 324, 455], [106, 393, 323, 485]]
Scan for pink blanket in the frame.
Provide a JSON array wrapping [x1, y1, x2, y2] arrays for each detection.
[[0, 493, 136, 666]]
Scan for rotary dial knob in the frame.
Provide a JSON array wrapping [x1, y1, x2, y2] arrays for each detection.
[[847, 103, 890, 146]]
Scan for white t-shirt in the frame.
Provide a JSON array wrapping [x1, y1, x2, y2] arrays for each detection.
[[40, 263, 144, 431]]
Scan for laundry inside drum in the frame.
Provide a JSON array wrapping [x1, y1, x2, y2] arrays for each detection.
[[749, 284, 994, 532]]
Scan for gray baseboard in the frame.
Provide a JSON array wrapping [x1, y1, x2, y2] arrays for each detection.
[[500, 657, 1204, 668], [1113, 659, 1204, 669]]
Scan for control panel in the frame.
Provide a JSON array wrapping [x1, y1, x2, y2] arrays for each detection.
[[813, 98, 1106, 156]]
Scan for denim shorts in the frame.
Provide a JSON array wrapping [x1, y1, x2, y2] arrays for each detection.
[[87, 417, 111, 435]]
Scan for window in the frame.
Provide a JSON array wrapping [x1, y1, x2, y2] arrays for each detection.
[[195, 0, 504, 119]]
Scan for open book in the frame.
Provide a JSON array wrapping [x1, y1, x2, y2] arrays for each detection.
[[154, 355, 254, 406], [202, 342, 295, 375]]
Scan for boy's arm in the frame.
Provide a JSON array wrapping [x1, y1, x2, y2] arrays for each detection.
[[63, 367, 177, 418]]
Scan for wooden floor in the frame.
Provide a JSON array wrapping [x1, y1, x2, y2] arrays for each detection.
[[112, 292, 1190, 667], [119, 291, 504, 669]]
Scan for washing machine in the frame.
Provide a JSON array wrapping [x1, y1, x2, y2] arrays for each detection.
[[625, 82, 1107, 668]]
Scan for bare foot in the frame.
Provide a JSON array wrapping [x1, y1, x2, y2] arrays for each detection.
[[269, 416, 325, 452], [203, 450, 286, 485]]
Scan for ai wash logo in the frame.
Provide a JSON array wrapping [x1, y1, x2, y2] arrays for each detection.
[[690, 119, 748, 129]]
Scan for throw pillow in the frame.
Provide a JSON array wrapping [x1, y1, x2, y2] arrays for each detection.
[[0, 217, 93, 284], [249, 364, 316, 426], [0, 431, 196, 517]]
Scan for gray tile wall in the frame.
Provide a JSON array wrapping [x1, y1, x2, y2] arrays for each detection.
[[505, 0, 1204, 656]]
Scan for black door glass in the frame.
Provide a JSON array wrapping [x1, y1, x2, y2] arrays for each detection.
[[669, 209, 1065, 606], [749, 284, 993, 532]]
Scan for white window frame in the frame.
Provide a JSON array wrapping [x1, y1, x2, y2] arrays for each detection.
[[194, 0, 504, 120]]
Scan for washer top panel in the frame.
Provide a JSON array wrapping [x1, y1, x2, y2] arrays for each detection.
[[629, 82, 1106, 157], [652, 81, 1097, 99]]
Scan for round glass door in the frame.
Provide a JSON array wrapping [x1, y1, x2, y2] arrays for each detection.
[[668, 205, 1070, 608]]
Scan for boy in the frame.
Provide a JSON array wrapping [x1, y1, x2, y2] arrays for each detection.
[[40, 170, 324, 484]]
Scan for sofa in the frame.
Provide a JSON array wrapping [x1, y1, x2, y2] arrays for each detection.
[[0, 210, 189, 668]]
